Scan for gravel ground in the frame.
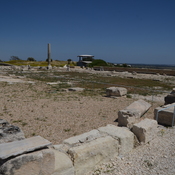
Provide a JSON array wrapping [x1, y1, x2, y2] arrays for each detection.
[[0, 78, 162, 145], [0, 70, 174, 175], [0, 77, 135, 144], [86, 125, 175, 175]]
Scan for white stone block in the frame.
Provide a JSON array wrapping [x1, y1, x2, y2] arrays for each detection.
[[154, 103, 175, 126], [68, 87, 84, 91], [132, 118, 158, 143], [106, 87, 127, 97], [0, 136, 51, 159], [118, 99, 151, 128], [98, 124, 134, 155], [68, 136, 118, 175], [63, 129, 102, 146], [0, 148, 55, 175], [52, 149, 74, 175]]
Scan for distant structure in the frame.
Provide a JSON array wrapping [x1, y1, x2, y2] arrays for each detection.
[[77, 55, 94, 67], [47, 43, 52, 69]]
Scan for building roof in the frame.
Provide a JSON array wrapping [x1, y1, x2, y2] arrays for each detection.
[[77, 55, 94, 57]]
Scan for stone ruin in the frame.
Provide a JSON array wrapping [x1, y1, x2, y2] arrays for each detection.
[[107, 86, 175, 127], [0, 87, 174, 175], [164, 88, 175, 105], [106, 87, 127, 97], [0, 119, 54, 175], [0, 118, 158, 175], [154, 103, 175, 126], [155, 88, 175, 126], [0, 119, 25, 144], [118, 99, 151, 128], [0, 98, 160, 175]]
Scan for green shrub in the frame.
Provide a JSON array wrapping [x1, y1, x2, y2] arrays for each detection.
[[89, 59, 108, 67]]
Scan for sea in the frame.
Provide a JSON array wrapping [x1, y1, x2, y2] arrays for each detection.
[[126, 63, 175, 70]]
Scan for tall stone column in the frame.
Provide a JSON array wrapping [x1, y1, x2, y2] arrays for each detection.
[[47, 43, 52, 69]]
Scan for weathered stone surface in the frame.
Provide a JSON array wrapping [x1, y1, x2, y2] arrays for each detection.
[[63, 129, 102, 146], [106, 87, 127, 97], [47, 64, 52, 70], [0, 136, 51, 159], [164, 94, 175, 105], [132, 71, 137, 75], [21, 65, 29, 71], [118, 109, 138, 128], [11, 65, 20, 70], [47, 82, 60, 85], [52, 149, 74, 175], [154, 103, 175, 126], [47, 81, 72, 86], [132, 118, 158, 143], [98, 124, 134, 155], [68, 136, 118, 175], [118, 99, 151, 128], [52, 144, 70, 154], [0, 148, 55, 175], [0, 119, 25, 144], [68, 87, 84, 91], [0, 119, 9, 127], [124, 99, 151, 117], [164, 88, 175, 105]]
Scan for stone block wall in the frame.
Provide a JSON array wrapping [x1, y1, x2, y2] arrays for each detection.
[[118, 99, 151, 128], [52, 124, 134, 175], [0, 98, 159, 175], [51, 119, 158, 175]]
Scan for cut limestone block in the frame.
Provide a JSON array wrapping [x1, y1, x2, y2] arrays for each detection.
[[51, 149, 74, 175], [63, 129, 102, 147], [164, 88, 175, 105], [0, 148, 55, 175], [118, 99, 151, 128], [164, 94, 175, 105], [98, 124, 134, 155], [68, 87, 84, 91], [106, 87, 127, 97], [68, 136, 118, 175], [0, 136, 51, 159], [154, 103, 175, 126], [132, 118, 158, 144], [52, 144, 70, 154], [0, 119, 25, 144]]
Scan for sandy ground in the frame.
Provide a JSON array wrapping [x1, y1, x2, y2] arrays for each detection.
[[1, 69, 175, 175], [0, 71, 164, 145]]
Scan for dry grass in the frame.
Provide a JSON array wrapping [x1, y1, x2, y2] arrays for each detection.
[[4, 60, 75, 67], [0, 70, 166, 144]]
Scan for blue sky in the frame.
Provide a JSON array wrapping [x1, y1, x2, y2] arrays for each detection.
[[0, 0, 175, 64]]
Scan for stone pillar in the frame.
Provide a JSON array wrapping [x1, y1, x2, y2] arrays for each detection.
[[47, 43, 52, 69], [48, 43, 51, 64]]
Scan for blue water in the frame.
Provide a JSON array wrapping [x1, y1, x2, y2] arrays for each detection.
[[127, 63, 175, 70]]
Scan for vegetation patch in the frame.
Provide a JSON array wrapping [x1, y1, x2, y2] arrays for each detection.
[[8, 62, 173, 96]]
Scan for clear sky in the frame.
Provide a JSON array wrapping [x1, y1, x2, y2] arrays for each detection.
[[0, 0, 175, 64]]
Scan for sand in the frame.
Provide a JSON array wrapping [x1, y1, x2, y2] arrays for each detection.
[[0, 71, 163, 145]]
